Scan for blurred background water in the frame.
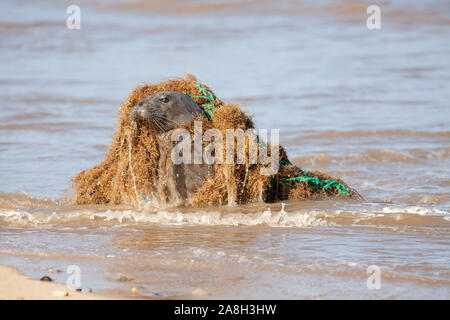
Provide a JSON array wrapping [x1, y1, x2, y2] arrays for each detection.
[[0, 0, 449, 299]]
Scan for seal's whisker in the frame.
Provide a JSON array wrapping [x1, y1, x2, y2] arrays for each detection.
[[163, 118, 179, 126], [149, 110, 166, 117], [157, 115, 178, 125], [155, 115, 179, 130], [149, 118, 160, 131], [149, 112, 166, 123], [154, 116, 169, 126], [152, 114, 172, 131], [152, 117, 166, 132]]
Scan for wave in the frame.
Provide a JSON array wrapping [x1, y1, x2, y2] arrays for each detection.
[[0, 191, 58, 210], [0, 21, 61, 30], [294, 130, 450, 140], [0, 205, 327, 228], [104, 0, 450, 26], [1, 191, 448, 229], [291, 147, 450, 166], [0, 203, 448, 229]]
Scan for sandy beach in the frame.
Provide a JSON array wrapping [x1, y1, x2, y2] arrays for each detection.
[[0, 265, 109, 300]]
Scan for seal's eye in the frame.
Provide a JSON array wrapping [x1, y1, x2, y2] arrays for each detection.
[[160, 96, 169, 103]]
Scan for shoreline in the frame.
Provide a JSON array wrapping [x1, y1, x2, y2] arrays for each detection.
[[0, 265, 111, 300]]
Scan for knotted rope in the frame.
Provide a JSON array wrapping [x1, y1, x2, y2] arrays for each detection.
[[186, 82, 350, 196]]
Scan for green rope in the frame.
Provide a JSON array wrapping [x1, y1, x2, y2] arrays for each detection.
[[186, 82, 216, 119], [186, 82, 349, 196], [256, 136, 267, 148], [278, 159, 349, 195]]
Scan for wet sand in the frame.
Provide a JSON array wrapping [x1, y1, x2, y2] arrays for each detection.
[[0, 265, 109, 300]]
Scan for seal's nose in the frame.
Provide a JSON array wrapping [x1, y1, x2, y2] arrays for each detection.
[[137, 107, 147, 118], [134, 102, 151, 119], [131, 102, 149, 122]]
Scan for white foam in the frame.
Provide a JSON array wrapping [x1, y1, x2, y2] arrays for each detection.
[[90, 207, 330, 228], [380, 206, 448, 216], [0, 210, 35, 225], [0, 204, 448, 228], [0, 206, 330, 228]]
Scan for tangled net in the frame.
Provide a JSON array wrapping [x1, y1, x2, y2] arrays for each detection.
[[72, 74, 361, 207]]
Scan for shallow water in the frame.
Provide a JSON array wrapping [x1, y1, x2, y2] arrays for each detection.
[[0, 0, 449, 299]]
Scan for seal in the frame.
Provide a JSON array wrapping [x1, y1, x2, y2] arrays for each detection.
[[73, 75, 360, 207], [130, 91, 210, 207], [130, 91, 205, 133]]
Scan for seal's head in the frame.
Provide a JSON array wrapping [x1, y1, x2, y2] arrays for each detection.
[[130, 91, 205, 133]]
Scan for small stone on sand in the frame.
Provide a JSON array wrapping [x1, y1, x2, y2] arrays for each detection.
[[53, 290, 69, 297], [48, 268, 62, 274], [116, 273, 132, 282], [191, 288, 208, 296], [40, 276, 52, 281]]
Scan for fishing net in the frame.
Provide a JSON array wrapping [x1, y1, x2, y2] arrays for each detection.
[[72, 74, 360, 206]]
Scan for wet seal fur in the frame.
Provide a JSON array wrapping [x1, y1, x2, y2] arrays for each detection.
[[72, 74, 361, 207], [130, 91, 210, 206], [130, 91, 205, 133]]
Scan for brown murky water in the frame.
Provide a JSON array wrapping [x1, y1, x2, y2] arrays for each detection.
[[0, 0, 449, 299]]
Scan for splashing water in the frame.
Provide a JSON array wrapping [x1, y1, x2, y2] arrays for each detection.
[[127, 134, 140, 207]]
